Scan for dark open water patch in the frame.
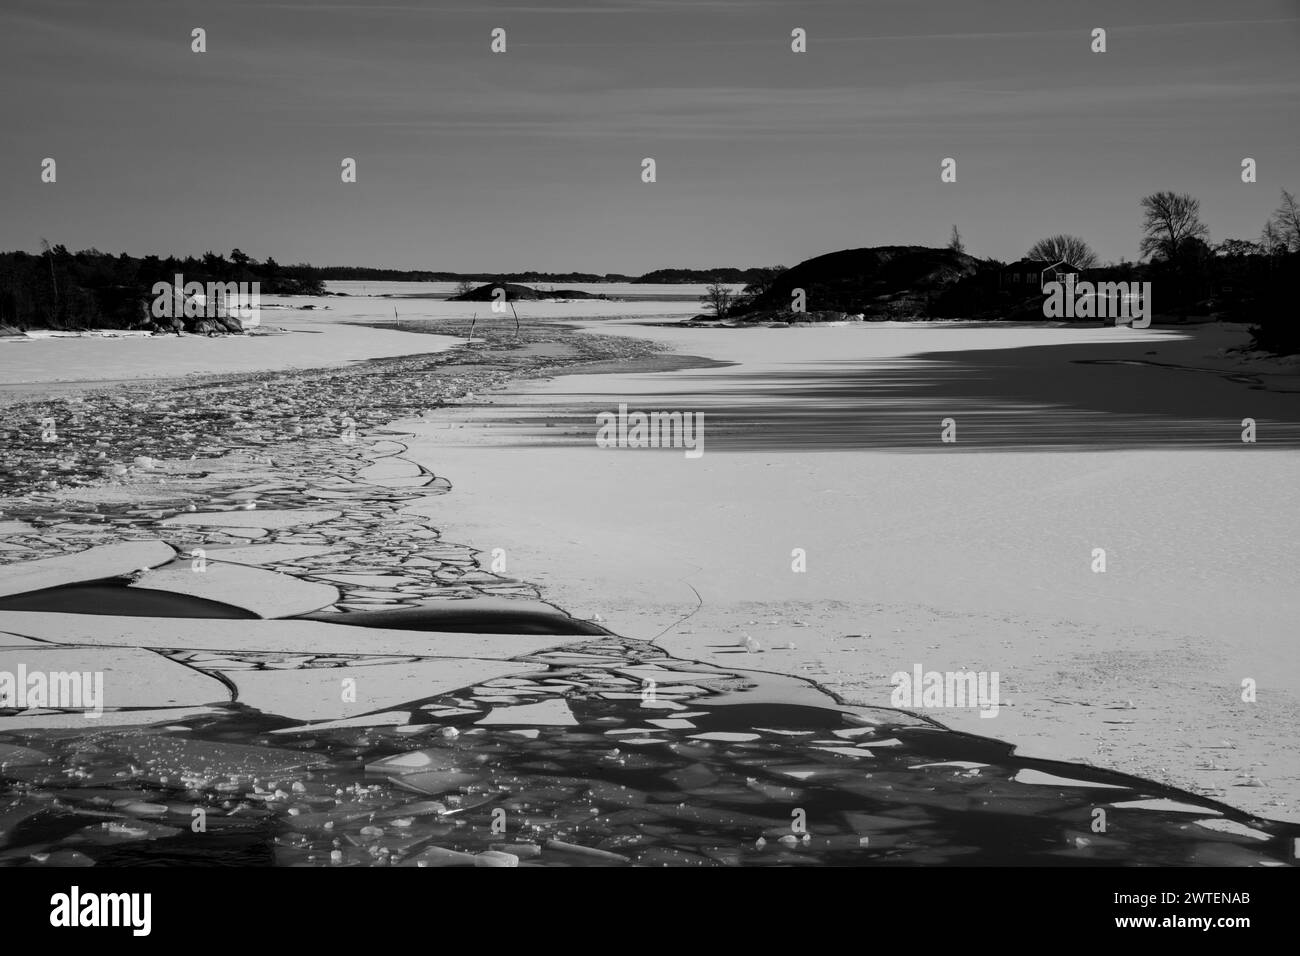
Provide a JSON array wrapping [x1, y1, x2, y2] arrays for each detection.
[[302, 602, 608, 636], [2, 636, 1295, 867], [1073, 358, 1284, 389]]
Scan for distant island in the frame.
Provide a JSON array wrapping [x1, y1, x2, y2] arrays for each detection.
[[280, 265, 772, 285], [632, 267, 770, 284], [0, 248, 768, 334], [315, 265, 772, 285], [3, 184, 1297, 355], [447, 282, 612, 302], [698, 241, 1295, 351], [682, 187, 1300, 356]]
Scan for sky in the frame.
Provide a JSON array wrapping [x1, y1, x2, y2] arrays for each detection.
[[1, 0, 1297, 273]]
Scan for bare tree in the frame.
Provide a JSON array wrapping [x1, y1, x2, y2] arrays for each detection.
[[38, 237, 63, 329], [1266, 188, 1300, 252], [1026, 234, 1099, 269], [700, 278, 733, 318], [1139, 191, 1209, 261], [1260, 219, 1287, 255], [948, 225, 965, 255], [455, 278, 476, 296], [39, 237, 59, 308], [731, 265, 786, 312], [742, 265, 786, 300]]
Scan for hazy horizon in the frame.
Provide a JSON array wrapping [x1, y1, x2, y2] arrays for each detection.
[[3, 0, 1298, 273]]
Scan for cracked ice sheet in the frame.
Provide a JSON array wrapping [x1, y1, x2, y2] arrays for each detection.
[[616, 666, 730, 684], [160, 509, 341, 530], [234, 658, 544, 722], [0, 646, 229, 711], [0, 633, 49, 647], [0, 612, 574, 660], [362, 441, 408, 459], [201, 544, 342, 566], [0, 540, 174, 598], [130, 562, 339, 618], [318, 573, 418, 587], [356, 458, 428, 487]]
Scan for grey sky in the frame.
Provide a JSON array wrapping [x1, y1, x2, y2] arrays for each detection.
[[2, 0, 1297, 272]]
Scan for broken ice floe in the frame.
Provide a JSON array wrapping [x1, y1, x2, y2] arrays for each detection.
[[0, 540, 174, 598], [0, 612, 571, 660], [0, 645, 228, 712], [233, 658, 543, 722], [129, 561, 339, 618]]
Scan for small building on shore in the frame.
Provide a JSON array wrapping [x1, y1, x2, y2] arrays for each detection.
[[999, 259, 1081, 293]]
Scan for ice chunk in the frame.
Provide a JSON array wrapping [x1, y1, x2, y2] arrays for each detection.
[[399, 846, 477, 867], [1110, 798, 1220, 816], [366, 748, 463, 776], [1014, 769, 1127, 790], [815, 746, 873, 758], [71, 820, 184, 843], [474, 850, 519, 867], [544, 839, 629, 864], [389, 771, 480, 796], [1193, 818, 1270, 841], [475, 699, 578, 727], [270, 711, 412, 734]]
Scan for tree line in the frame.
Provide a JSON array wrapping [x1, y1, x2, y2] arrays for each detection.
[[0, 249, 781, 332], [699, 189, 1300, 353], [0, 247, 325, 331]]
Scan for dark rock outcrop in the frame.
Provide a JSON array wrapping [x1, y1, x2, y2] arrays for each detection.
[[733, 246, 980, 320], [447, 282, 609, 302]]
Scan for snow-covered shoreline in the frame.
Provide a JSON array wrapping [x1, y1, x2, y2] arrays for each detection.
[[395, 318, 1300, 823]]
